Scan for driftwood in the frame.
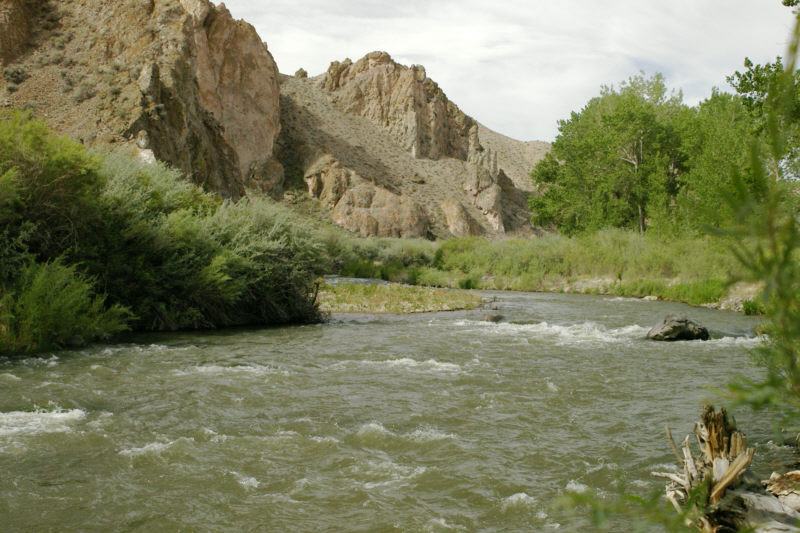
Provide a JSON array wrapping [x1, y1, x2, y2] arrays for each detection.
[[654, 406, 800, 532]]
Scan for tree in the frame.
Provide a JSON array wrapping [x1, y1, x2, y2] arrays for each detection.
[[675, 90, 762, 230], [530, 73, 685, 235]]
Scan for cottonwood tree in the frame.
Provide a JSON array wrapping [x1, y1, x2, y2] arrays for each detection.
[[530, 73, 685, 235]]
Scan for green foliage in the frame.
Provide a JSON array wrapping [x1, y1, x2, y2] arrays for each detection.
[[88, 156, 325, 330], [0, 261, 130, 354], [530, 73, 686, 235], [0, 113, 325, 354], [332, 230, 742, 306], [611, 279, 728, 306], [722, 17, 800, 429], [317, 282, 481, 314], [0, 110, 104, 261], [676, 91, 765, 230], [741, 298, 765, 316]]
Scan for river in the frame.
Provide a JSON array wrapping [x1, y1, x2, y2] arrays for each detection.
[[0, 290, 793, 531]]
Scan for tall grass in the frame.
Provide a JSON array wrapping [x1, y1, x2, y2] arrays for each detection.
[[328, 229, 744, 306]]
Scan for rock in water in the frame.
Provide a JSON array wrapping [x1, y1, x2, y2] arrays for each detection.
[[646, 313, 709, 341]]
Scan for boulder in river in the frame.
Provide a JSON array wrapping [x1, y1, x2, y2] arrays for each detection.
[[646, 313, 709, 341]]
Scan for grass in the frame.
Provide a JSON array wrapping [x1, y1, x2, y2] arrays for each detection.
[[323, 229, 749, 309], [316, 283, 483, 314]]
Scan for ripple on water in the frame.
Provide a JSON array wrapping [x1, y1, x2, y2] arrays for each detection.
[[118, 437, 195, 457], [354, 458, 427, 490], [229, 471, 260, 489], [352, 422, 457, 446], [501, 492, 536, 510], [172, 364, 289, 378], [333, 358, 461, 373]]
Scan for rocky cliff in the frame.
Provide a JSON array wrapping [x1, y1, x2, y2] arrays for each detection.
[[320, 51, 473, 161], [1, 3, 549, 238], [0, 0, 281, 198], [276, 52, 546, 237]]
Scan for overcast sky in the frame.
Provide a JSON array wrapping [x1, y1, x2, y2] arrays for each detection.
[[220, 1, 797, 142]]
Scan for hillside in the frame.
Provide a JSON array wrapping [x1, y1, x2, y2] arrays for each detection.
[[0, 0, 550, 239]]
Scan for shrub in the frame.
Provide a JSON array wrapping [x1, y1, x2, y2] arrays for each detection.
[[0, 261, 130, 354], [2, 67, 28, 84]]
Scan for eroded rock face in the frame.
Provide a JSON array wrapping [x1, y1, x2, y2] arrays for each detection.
[[463, 126, 506, 232], [190, 3, 281, 183], [441, 197, 477, 237], [0, 0, 41, 67], [303, 152, 427, 238], [1, 0, 281, 199], [333, 185, 427, 238], [646, 314, 710, 341], [320, 51, 474, 161]]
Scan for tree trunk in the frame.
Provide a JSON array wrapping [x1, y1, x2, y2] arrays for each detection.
[[638, 203, 644, 233]]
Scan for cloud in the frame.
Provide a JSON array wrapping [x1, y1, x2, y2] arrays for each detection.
[[221, 0, 796, 141]]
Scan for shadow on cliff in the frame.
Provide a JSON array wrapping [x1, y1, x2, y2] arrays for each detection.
[[275, 94, 401, 195]]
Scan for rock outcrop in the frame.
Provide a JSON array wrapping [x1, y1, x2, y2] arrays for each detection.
[[0, 0, 43, 67], [320, 51, 474, 161], [646, 314, 710, 341], [302, 151, 428, 238], [2, 5, 551, 237], [281, 52, 547, 236], [440, 198, 477, 237], [1, 0, 281, 199]]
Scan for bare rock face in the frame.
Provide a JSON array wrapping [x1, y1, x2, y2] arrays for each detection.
[[189, 2, 281, 185], [463, 125, 506, 232], [320, 51, 474, 161], [0, 0, 38, 67], [303, 151, 427, 238], [333, 185, 427, 238], [1, 0, 281, 199], [441, 197, 477, 237]]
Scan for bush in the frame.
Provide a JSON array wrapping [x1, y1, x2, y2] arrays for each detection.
[[0, 261, 130, 354], [0, 112, 326, 353], [3, 67, 28, 84]]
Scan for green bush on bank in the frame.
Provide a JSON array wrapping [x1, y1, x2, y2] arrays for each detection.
[[0, 111, 324, 355]]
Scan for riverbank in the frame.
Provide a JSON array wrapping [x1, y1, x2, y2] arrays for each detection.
[[317, 282, 484, 314], [326, 231, 763, 314]]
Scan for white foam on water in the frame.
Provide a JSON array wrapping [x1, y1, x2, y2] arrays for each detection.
[[706, 336, 763, 348], [310, 435, 340, 444], [424, 518, 465, 532], [119, 437, 194, 457], [229, 471, 259, 489], [356, 422, 394, 438], [501, 492, 536, 510], [0, 408, 86, 437], [339, 358, 461, 373], [454, 319, 649, 345], [565, 480, 588, 493], [86, 411, 113, 429], [173, 364, 288, 377], [546, 380, 559, 392], [358, 459, 427, 490], [0, 373, 21, 381], [406, 427, 456, 442]]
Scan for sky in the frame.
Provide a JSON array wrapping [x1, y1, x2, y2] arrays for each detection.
[[220, 0, 797, 142]]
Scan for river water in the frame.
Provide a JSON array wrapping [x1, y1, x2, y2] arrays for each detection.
[[0, 290, 794, 531]]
